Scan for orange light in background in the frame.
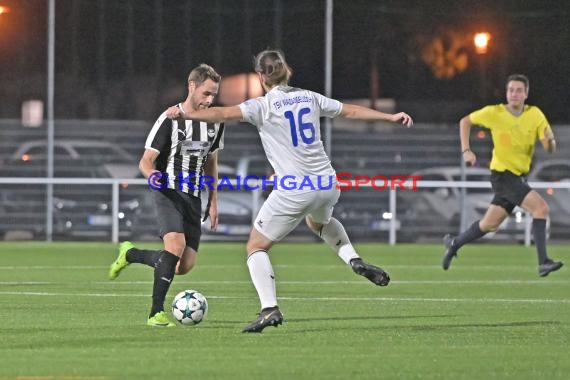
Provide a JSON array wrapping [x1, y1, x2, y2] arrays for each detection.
[[477, 130, 487, 139], [218, 73, 263, 106], [0, 5, 9, 27], [474, 32, 491, 54], [21, 154, 30, 162]]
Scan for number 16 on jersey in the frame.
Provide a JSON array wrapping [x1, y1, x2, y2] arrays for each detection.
[[285, 107, 316, 147]]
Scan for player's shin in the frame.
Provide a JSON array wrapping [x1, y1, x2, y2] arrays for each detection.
[[246, 250, 277, 309], [150, 250, 179, 317], [313, 217, 359, 265]]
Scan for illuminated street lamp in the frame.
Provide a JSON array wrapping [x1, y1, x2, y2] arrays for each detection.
[[474, 32, 491, 54], [473, 32, 491, 101], [0, 5, 9, 28]]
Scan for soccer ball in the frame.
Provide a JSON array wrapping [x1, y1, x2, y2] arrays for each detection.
[[171, 290, 208, 325]]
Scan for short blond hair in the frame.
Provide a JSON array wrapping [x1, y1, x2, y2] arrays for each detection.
[[188, 64, 221, 85]]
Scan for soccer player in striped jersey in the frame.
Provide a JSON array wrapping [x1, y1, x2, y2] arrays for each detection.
[[109, 64, 225, 327], [166, 50, 413, 333], [442, 74, 563, 277]]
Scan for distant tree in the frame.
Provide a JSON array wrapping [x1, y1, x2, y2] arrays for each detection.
[[416, 29, 470, 79]]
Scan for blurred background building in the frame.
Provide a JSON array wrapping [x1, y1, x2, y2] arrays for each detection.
[[1, 0, 569, 121]]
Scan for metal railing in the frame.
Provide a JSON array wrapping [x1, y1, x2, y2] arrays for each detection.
[[0, 177, 568, 245]]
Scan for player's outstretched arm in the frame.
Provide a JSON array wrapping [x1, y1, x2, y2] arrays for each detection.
[[166, 105, 243, 123], [340, 103, 413, 127]]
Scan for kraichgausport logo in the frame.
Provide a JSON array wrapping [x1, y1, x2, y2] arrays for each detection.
[[147, 171, 421, 191]]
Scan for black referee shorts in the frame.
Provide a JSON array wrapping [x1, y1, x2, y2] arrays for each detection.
[[490, 170, 532, 214], [152, 188, 202, 251]]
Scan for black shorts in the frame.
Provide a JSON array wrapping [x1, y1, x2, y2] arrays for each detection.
[[152, 189, 202, 251], [490, 170, 532, 214]]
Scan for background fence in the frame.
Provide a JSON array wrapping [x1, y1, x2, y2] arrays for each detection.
[[1, 118, 569, 243]]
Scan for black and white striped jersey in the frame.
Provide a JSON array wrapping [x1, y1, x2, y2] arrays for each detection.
[[144, 110, 225, 197]]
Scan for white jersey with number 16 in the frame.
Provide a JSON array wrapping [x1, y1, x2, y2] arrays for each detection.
[[239, 85, 342, 184]]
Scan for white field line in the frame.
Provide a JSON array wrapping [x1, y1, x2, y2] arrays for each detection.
[[0, 291, 568, 304], [96, 280, 570, 285], [0, 265, 543, 270], [1, 280, 569, 285]]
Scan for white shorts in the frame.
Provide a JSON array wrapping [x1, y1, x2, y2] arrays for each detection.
[[253, 187, 341, 242]]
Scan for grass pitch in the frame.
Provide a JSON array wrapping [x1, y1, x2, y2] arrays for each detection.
[[0, 241, 568, 380]]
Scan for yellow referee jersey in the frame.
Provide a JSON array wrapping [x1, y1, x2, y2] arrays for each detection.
[[469, 104, 551, 175]]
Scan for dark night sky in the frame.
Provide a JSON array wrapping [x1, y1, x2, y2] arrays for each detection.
[[0, 0, 568, 121]]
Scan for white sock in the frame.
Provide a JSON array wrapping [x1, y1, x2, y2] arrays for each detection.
[[315, 217, 360, 265], [246, 250, 277, 309]]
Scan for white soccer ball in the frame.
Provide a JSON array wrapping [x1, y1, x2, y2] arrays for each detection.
[[171, 289, 208, 325]]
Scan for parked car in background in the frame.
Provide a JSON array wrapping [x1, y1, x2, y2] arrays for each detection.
[[0, 139, 139, 178], [0, 145, 269, 241], [201, 156, 269, 239], [0, 139, 142, 240], [398, 166, 532, 242], [528, 159, 570, 239]]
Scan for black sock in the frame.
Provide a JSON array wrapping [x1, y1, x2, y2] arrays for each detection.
[[150, 250, 179, 317], [452, 221, 486, 251], [350, 258, 363, 266], [532, 218, 548, 265], [126, 248, 161, 268]]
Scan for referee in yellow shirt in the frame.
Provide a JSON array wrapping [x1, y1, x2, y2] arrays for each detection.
[[442, 74, 563, 277]]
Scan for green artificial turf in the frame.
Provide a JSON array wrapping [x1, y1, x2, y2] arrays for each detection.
[[0, 242, 568, 379]]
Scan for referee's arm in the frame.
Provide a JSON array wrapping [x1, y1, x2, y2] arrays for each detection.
[[459, 115, 476, 166], [541, 128, 556, 154]]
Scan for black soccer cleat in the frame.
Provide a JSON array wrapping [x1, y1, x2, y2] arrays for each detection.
[[538, 259, 564, 277], [242, 306, 284, 333], [350, 258, 390, 286], [442, 234, 458, 271]]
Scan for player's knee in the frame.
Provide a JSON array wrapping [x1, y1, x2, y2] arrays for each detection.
[[533, 202, 549, 219], [305, 216, 322, 232], [163, 234, 187, 256], [245, 241, 258, 255], [169, 241, 187, 256], [170, 244, 186, 256], [480, 221, 500, 232]]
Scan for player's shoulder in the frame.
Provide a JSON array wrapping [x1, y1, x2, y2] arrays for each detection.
[[485, 104, 504, 113], [151, 111, 173, 129], [524, 104, 545, 115], [470, 104, 501, 116], [242, 95, 266, 107]]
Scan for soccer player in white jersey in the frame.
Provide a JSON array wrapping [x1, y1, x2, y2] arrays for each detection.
[[166, 50, 413, 333]]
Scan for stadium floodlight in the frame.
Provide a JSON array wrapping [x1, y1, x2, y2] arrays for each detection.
[[474, 32, 491, 54]]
